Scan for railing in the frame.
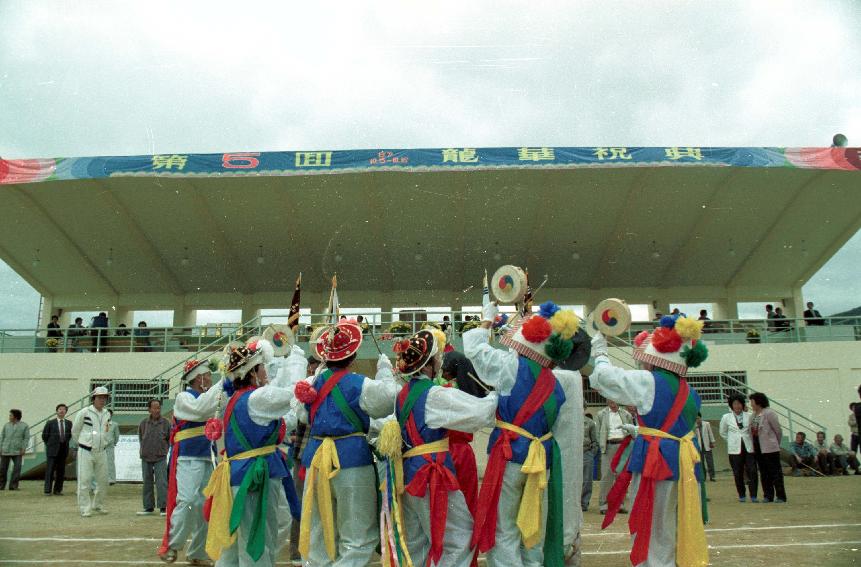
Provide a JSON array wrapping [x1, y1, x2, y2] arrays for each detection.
[[586, 337, 828, 440], [5, 313, 858, 354], [22, 315, 267, 458]]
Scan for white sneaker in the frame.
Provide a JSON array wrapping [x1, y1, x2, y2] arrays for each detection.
[[136, 509, 155, 516], [81, 511, 92, 518], [95, 508, 108, 515]]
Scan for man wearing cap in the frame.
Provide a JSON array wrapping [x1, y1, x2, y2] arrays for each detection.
[[293, 319, 399, 567], [158, 359, 222, 565], [71, 386, 113, 517], [589, 315, 710, 567], [464, 301, 577, 567], [380, 328, 498, 567]]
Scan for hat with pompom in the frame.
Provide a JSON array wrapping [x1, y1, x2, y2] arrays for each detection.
[[314, 319, 363, 362], [499, 301, 580, 367], [632, 315, 709, 376], [181, 358, 213, 384], [394, 327, 447, 376], [226, 339, 275, 379]]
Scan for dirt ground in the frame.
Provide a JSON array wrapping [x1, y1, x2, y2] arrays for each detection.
[[0, 474, 858, 566]]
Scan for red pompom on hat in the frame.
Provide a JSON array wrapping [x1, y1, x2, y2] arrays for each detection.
[[521, 316, 552, 343], [295, 381, 318, 404], [651, 327, 682, 353]]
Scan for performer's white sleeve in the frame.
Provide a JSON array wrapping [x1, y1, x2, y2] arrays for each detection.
[[292, 397, 309, 425], [588, 355, 655, 414], [248, 346, 306, 425], [462, 327, 518, 395], [173, 379, 225, 421], [424, 388, 498, 432], [282, 407, 298, 432], [359, 364, 400, 419], [552, 369, 583, 549]]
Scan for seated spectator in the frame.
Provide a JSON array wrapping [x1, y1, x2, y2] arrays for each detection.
[[829, 434, 860, 475], [812, 431, 833, 474], [698, 309, 714, 333], [115, 324, 130, 337], [803, 302, 824, 326], [788, 432, 817, 476], [652, 311, 663, 322]]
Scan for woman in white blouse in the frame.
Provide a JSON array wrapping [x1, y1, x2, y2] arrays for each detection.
[[718, 394, 758, 502]]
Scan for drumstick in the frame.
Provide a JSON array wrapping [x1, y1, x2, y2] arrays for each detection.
[[466, 372, 492, 394], [368, 325, 384, 356]]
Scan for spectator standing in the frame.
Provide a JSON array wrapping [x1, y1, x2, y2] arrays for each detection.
[[829, 434, 860, 475], [803, 302, 824, 326], [719, 394, 758, 502], [694, 413, 716, 481], [115, 324, 130, 337], [0, 409, 30, 491], [134, 321, 151, 352], [581, 411, 599, 511], [849, 403, 859, 456], [812, 431, 833, 474], [105, 410, 120, 484], [774, 307, 790, 331], [71, 387, 112, 516], [67, 317, 86, 352], [697, 309, 713, 333], [595, 400, 636, 514], [788, 432, 817, 476], [765, 304, 776, 331], [855, 386, 861, 452], [749, 392, 786, 503], [46, 315, 62, 352], [42, 404, 72, 495], [90, 312, 109, 352], [137, 399, 170, 515]]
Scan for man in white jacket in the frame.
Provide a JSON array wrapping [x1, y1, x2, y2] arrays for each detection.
[[159, 359, 223, 565], [72, 386, 113, 517]]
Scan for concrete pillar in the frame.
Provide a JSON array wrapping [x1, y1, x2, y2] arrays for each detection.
[[173, 305, 197, 328], [37, 295, 54, 334]]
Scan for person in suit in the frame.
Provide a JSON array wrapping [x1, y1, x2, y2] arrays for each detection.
[[42, 403, 72, 495], [803, 302, 824, 326], [749, 392, 786, 503], [595, 401, 636, 514], [694, 413, 716, 481], [718, 394, 758, 502]]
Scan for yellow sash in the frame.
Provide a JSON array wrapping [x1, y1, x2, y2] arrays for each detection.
[[202, 445, 277, 561], [496, 420, 552, 548], [298, 432, 366, 561], [173, 425, 206, 443], [637, 427, 708, 567]]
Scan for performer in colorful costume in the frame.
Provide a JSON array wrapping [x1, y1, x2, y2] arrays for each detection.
[[159, 359, 222, 565], [463, 301, 578, 567], [204, 339, 307, 567], [589, 315, 710, 567], [293, 319, 399, 567], [378, 328, 498, 567]]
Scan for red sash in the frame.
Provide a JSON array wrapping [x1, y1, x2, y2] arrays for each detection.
[[471, 366, 555, 553], [308, 369, 350, 424], [158, 417, 187, 555], [398, 384, 460, 567]]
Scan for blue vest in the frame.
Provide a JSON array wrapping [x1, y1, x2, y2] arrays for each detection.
[[397, 379, 455, 485], [487, 358, 566, 467], [174, 389, 212, 459], [225, 390, 289, 486], [626, 370, 703, 481], [302, 372, 372, 470]]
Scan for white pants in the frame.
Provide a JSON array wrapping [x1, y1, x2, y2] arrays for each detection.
[[485, 462, 548, 567], [215, 481, 290, 567], [304, 464, 378, 567], [168, 459, 213, 560], [403, 488, 474, 567], [77, 449, 108, 515], [628, 475, 678, 567]]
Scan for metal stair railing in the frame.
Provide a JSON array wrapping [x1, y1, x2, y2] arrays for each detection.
[[23, 314, 266, 461], [595, 337, 828, 440]]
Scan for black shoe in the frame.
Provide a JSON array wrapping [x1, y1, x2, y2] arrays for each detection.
[[44, 492, 52, 495], [53, 491, 62, 495]]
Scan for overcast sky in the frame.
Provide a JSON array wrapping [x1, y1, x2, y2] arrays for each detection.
[[1, 1, 859, 327]]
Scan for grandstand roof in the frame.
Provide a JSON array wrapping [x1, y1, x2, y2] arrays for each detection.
[[1, 146, 859, 306]]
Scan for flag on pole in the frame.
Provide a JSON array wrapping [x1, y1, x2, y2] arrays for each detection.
[[326, 274, 340, 326], [482, 269, 490, 307], [288, 273, 302, 334]]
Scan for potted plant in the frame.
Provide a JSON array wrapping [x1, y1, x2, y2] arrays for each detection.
[[387, 321, 413, 337], [746, 328, 761, 344]]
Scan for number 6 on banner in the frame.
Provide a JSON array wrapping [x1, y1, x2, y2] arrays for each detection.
[[222, 152, 260, 169]]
